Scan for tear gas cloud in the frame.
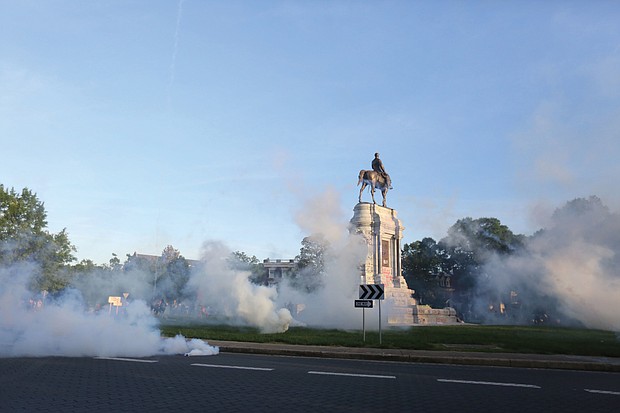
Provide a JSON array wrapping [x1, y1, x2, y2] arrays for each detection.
[[187, 241, 292, 333], [0, 261, 218, 358], [0, 187, 367, 358], [3, 188, 617, 359], [279, 187, 369, 329], [183, 188, 371, 331], [276, 234, 368, 329], [286, 192, 620, 332], [463, 196, 620, 331], [0, 236, 301, 356]]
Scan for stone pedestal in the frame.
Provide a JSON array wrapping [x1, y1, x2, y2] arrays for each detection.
[[350, 203, 416, 324], [350, 203, 404, 286], [350, 202, 457, 325]]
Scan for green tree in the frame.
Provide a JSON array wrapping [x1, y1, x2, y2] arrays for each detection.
[[403, 217, 525, 319], [229, 251, 266, 285], [68, 255, 122, 308], [291, 234, 329, 293], [71, 258, 100, 273], [123, 252, 156, 274], [441, 217, 524, 291], [401, 237, 446, 306], [440, 217, 526, 320], [158, 245, 191, 301], [122, 246, 191, 301], [0, 185, 76, 291], [108, 253, 122, 272], [445, 217, 524, 257]]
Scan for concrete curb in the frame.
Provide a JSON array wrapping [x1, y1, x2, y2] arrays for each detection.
[[209, 340, 620, 372]]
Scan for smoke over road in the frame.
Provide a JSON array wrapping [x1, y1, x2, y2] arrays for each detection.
[[0, 262, 218, 357]]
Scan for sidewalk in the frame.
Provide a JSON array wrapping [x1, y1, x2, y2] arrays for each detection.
[[208, 340, 620, 372]]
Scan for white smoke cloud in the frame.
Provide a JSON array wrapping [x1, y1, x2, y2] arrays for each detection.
[[294, 187, 348, 245], [0, 262, 218, 358], [524, 198, 620, 330], [502, 49, 620, 330], [277, 187, 368, 329], [0, 232, 298, 357], [474, 196, 620, 331], [185, 241, 292, 333], [71, 266, 155, 306], [536, 241, 617, 329]]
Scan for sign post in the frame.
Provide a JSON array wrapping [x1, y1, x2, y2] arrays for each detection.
[[379, 299, 382, 345], [354, 300, 373, 342], [358, 284, 385, 344], [108, 296, 122, 315]]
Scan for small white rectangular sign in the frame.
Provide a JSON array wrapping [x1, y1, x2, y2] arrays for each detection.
[[108, 296, 122, 306], [354, 300, 373, 308]]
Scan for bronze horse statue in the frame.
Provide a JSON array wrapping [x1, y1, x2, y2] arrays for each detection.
[[358, 170, 389, 207]]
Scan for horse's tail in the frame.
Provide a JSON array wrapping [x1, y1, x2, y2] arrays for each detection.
[[357, 170, 365, 186]]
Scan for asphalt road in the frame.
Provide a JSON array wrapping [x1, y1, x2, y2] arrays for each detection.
[[1, 353, 619, 412]]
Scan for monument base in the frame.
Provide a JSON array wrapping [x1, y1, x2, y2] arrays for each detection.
[[350, 202, 458, 326], [413, 305, 458, 324], [383, 282, 457, 325]]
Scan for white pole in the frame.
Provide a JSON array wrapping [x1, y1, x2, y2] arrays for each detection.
[[363, 307, 366, 342], [379, 300, 382, 345]]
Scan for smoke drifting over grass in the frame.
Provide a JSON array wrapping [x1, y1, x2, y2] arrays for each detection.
[[310, 193, 620, 332], [0, 236, 295, 357], [277, 188, 368, 329], [0, 262, 218, 357], [523, 198, 620, 331], [470, 197, 620, 331], [185, 241, 292, 333], [4, 186, 617, 359]]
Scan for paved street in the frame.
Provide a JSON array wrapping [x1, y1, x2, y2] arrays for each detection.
[[1, 352, 619, 412]]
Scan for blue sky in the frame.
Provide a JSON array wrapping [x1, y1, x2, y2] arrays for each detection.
[[2, 1, 619, 264]]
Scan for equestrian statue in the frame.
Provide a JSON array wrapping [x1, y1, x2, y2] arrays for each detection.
[[358, 152, 393, 208]]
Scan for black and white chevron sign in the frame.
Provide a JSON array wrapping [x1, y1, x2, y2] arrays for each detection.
[[359, 284, 384, 300]]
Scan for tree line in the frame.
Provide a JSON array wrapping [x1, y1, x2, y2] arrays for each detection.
[[402, 217, 525, 320], [0, 184, 329, 303], [402, 195, 615, 325], [2, 184, 611, 325]]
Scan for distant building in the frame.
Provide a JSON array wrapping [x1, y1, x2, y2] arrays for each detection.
[[436, 272, 455, 307], [437, 272, 453, 289], [263, 258, 296, 286], [130, 252, 201, 268]]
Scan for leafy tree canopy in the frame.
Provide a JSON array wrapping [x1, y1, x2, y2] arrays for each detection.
[[296, 234, 329, 272], [229, 251, 266, 284], [443, 217, 524, 257], [0, 185, 76, 291], [122, 246, 191, 301], [291, 234, 330, 293], [403, 217, 526, 310], [401, 237, 447, 306]]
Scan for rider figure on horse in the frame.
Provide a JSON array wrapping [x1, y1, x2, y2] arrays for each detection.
[[372, 153, 393, 189]]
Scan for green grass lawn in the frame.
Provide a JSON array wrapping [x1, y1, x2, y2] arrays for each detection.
[[159, 322, 620, 358]]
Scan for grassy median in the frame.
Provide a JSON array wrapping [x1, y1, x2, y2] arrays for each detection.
[[160, 323, 620, 357]]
